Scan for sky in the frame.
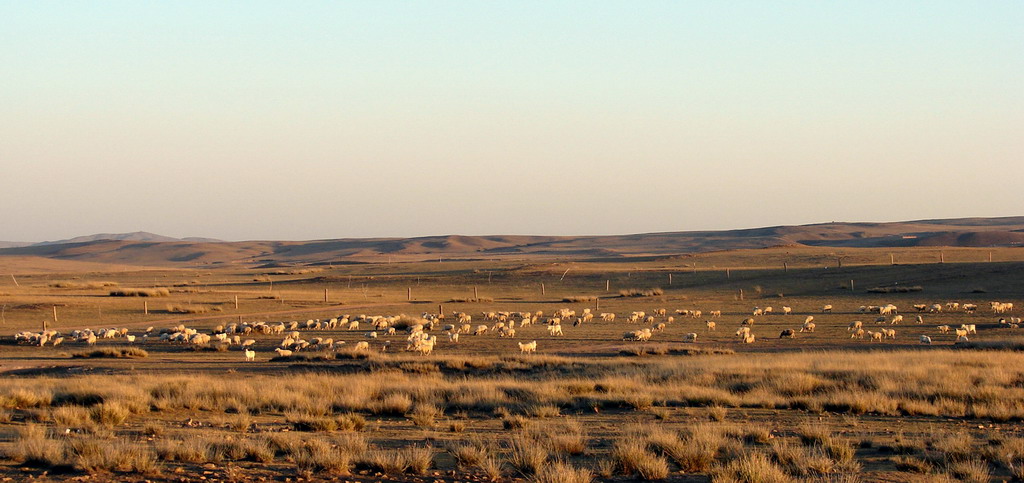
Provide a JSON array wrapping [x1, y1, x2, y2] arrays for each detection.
[[1, 1, 1022, 242]]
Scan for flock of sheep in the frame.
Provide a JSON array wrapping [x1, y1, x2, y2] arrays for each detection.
[[10, 299, 1019, 360]]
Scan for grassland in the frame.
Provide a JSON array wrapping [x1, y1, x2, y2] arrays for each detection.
[[1, 245, 1023, 481]]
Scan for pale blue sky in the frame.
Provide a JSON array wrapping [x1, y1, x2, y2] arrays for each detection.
[[1, 1, 1021, 241]]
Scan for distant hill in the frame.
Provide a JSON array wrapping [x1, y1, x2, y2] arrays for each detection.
[[33, 231, 223, 246], [1, 217, 1022, 268]]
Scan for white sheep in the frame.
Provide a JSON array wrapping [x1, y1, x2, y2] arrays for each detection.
[[919, 335, 932, 345], [518, 340, 537, 354], [448, 332, 459, 344], [848, 321, 863, 331], [781, 306, 792, 315], [245, 349, 256, 361], [890, 315, 903, 325], [353, 341, 370, 351], [736, 327, 751, 338], [274, 348, 293, 357], [742, 333, 756, 344], [804, 315, 814, 325], [683, 333, 698, 343], [548, 325, 563, 336], [867, 331, 883, 342], [822, 305, 833, 313], [800, 321, 815, 333], [961, 324, 977, 335], [937, 325, 951, 334], [850, 328, 865, 339], [706, 320, 716, 331], [882, 328, 896, 339]]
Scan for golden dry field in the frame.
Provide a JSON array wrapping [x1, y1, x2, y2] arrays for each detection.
[[2, 245, 1024, 482]]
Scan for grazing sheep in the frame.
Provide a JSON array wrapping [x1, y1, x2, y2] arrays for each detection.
[[779, 329, 796, 339], [653, 322, 667, 332], [742, 318, 755, 326], [822, 305, 833, 313], [781, 306, 792, 315], [963, 304, 978, 313], [919, 335, 932, 344], [956, 335, 970, 342], [548, 325, 564, 336], [800, 321, 815, 333], [954, 328, 968, 338], [474, 325, 488, 336], [706, 320, 716, 331], [961, 324, 977, 335], [882, 328, 896, 339], [51, 337, 64, 347], [850, 328, 865, 339], [804, 316, 814, 325], [274, 348, 293, 358], [763, 307, 773, 315], [353, 341, 370, 351], [709, 310, 722, 318], [499, 327, 516, 338], [848, 321, 863, 331], [913, 304, 928, 312], [874, 316, 887, 324], [365, 331, 378, 339], [752, 307, 764, 316], [867, 331, 883, 342], [448, 332, 459, 344], [937, 325, 951, 334], [244, 349, 256, 361], [736, 327, 751, 339], [890, 315, 903, 325], [915, 315, 924, 324], [742, 333, 756, 344], [930, 304, 943, 313], [518, 340, 537, 354], [683, 332, 698, 343]]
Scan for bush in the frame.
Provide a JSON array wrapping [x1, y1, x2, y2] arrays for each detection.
[[109, 288, 169, 297], [72, 347, 148, 359], [619, 288, 665, 298]]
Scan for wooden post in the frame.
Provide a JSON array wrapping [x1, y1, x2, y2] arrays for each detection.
[[10, 274, 18, 287], [144, 300, 149, 315], [42, 319, 47, 332], [407, 287, 411, 301], [324, 288, 329, 303], [783, 262, 788, 273], [890, 253, 895, 266], [438, 304, 444, 317], [739, 289, 744, 301], [605, 280, 610, 292], [850, 279, 855, 291], [940, 251, 944, 264], [668, 273, 673, 285], [269, 280, 273, 292], [474, 286, 479, 300], [693, 262, 697, 274], [488, 272, 492, 284], [989, 251, 993, 262], [595, 297, 600, 310], [726, 268, 731, 279], [541, 283, 546, 295], [234, 295, 238, 310]]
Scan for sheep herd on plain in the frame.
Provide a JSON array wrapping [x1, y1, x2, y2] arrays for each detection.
[[10, 300, 1020, 361]]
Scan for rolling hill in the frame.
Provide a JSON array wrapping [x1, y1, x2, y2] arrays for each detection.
[[1, 217, 1022, 268]]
